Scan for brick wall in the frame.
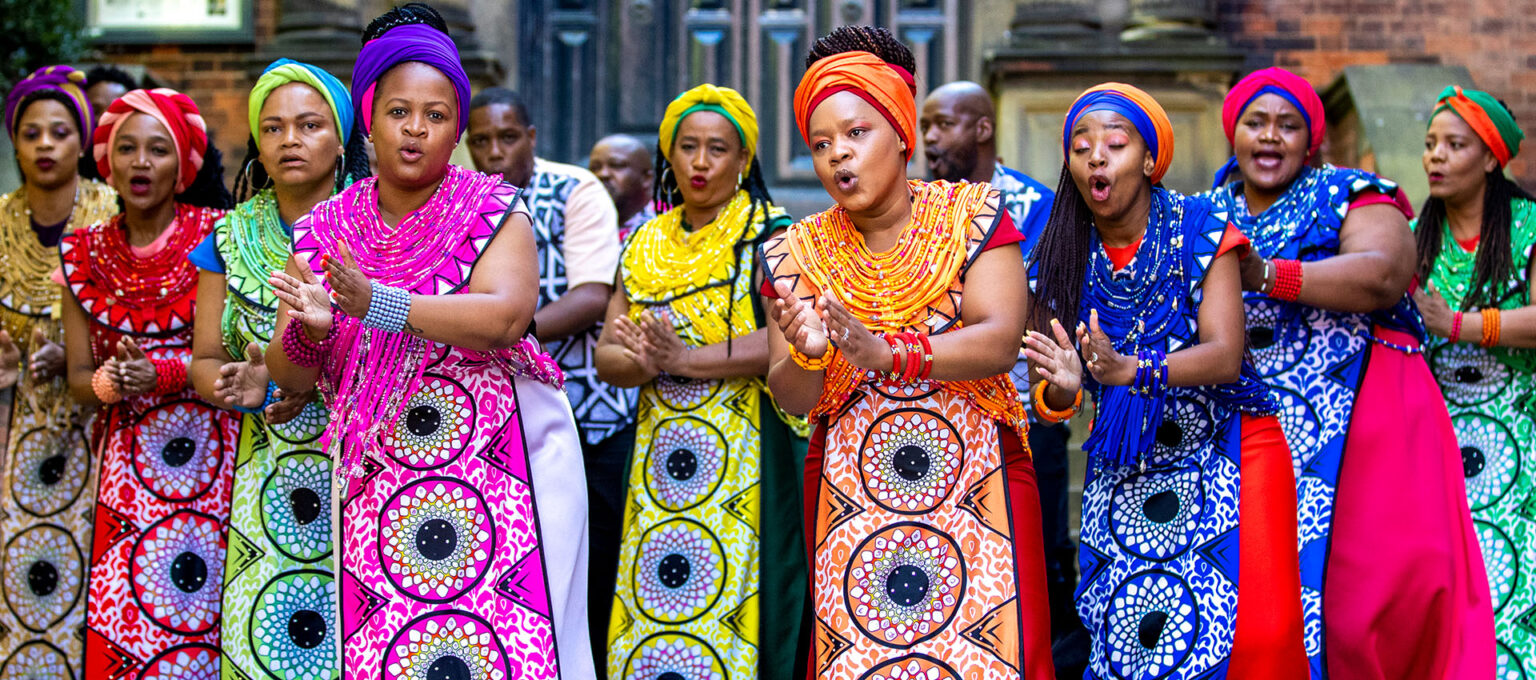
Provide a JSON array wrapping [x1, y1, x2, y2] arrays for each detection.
[[1217, 0, 1536, 186], [91, 0, 278, 186]]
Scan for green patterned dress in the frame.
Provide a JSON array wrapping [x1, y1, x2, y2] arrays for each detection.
[[1420, 197, 1536, 679], [200, 191, 337, 680]]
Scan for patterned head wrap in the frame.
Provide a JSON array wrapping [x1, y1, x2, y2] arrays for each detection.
[[352, 23, 471, 136], [1213, 67, 1325, 187], [1064, 83, 1174, 184], [248, 58, 354, 145], [92, 88, 209, 193], [794, 51, 917, 161], [659, 84, 759, 170], [4, 65, 94, 140], [1432, 85, 1524, 167]]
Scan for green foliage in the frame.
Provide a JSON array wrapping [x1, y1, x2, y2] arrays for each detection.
[[0, 0, 89, 92]]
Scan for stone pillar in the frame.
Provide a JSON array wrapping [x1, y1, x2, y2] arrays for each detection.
[[251, 0, 364, 81], [1123, 0, 1218, 42]]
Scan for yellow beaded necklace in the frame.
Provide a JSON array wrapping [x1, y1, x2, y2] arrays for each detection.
[[0, 180, 117, 318], [622, 190, 758, 304]]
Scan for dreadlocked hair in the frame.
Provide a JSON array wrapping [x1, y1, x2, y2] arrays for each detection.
[[174, 142, 234, 210], [1415, 170, 1536, 309], [362, 2, 449, 44], [804, 25, 915, 72], [1027, 165, 1096, 335], [233, 117, 372, 203], [9, 90, 101, 181]]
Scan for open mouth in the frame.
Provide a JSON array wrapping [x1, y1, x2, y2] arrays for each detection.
[[129, 175, 153, 196], [279, 154, 305, 167], [1427, 172, 1446, 183], [1251, 150, 1285, 171], [834, 168, 857, 193], [399, 143, 423, 162], [1088, 174, 1111, 202]]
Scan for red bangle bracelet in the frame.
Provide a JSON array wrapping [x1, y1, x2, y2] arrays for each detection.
[[915, 333, 934, 380], [903, 336, 922, 382], [1451, 311, 1465, 343], [885, 333, 903, 378], [150, 358, 187, 396], [1270, 259, 1303, 301]]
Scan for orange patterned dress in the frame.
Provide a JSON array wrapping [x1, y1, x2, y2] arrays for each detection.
[[760, 181, 1054, 680]]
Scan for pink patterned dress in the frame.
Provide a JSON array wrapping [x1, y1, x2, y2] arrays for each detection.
[[291, 165, 593, 680]]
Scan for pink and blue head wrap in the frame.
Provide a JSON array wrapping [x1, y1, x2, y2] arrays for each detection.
[[1213, 67, 1325, 187]]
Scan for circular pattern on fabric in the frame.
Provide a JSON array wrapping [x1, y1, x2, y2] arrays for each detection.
[[870, 381, 941, 402], [138, 643, 219, 680], [1455, 414, 1520, 511], [249, 570, 339, 680], [856, 654, 961, 680], [381, 610, 513, 680], [130, 510, 225, 635], [260, 452, 333, 563], [130, 400, 227, 503], [9, 427, 89, 518], [858, 409, 963, 514], [1, 524, 83, 633], [644, 417, 727, 512], [633, 519, 725, 624], [620, 632, 726, 680], [1430, 342, 1510, 409], [845, 523, 965, 648], [1109, 466, 1204, 561], [1246, 300, 1313, 377], [384, 374, 474, 470], [0, 640, 73, 679], [1269, 384, 1324, 461], [1103, 570, 1198, 679], [1496, 641, 1528, 680], [654, 374, 719, 412], [269, 397, 328, 446], [1149, 396, 1215, 463], [1476, 520, 1518, 614], [378, 478, 495, 603]]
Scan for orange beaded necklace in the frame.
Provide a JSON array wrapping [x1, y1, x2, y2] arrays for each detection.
[[788, 180, 988, 331]]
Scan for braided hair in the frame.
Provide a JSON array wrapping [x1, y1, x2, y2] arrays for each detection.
[[233, 117, 372, 203], [804, 25, 915, 72], [9, 90, 101, 180], [1026, 166, 1098, 335], [1414, 165, 1536, 308], [362, 2, 449, 44]]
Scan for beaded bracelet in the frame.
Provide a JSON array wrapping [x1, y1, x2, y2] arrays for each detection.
[[231, 380, 280, 415], [1032, 379, 1081, 423], [281, 319, 336, 368], [362, 282, 412, 332], [1132, 349, 1169, 397], [1451, 311, 1465, 343], [1481, 308, 1502, 348], [91, 365, 123, 404], [915, 332, 934, 380], [901, 333, 923, 382], [1270, 259, 1303, 302], [150, 358, 188, 396], [791, 347, 836, 371], [884, 334, 904, 380]]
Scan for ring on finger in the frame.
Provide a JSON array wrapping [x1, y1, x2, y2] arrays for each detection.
[[841, 328, 850, 342], [1090, 352, 1100, 363]]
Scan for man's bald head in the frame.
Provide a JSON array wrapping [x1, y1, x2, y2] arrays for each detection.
[[589, 134, 655, 221], [920, 81, 998, 183]]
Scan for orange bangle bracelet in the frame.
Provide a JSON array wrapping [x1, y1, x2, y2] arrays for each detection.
[[1033, 379, 1082, 423]]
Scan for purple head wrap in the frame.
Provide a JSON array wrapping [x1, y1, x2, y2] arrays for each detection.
[[352, 23, 471, 136], [4, 65, 94, 140]]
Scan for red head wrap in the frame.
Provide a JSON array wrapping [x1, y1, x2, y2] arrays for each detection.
[[1221, 67, 1325, 160], [92, 88, 208, 194], [793, 51, 917, 161]]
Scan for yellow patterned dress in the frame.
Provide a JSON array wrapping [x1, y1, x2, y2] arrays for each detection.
[[0, 180, 116, 678], [608, 190, 807, 680]]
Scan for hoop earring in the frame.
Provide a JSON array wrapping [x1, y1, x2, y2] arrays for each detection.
[[659, 165, 673, 192]]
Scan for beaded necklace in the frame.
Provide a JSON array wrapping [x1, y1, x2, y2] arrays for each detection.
[[1083, 188, 1189, 353], [0, 181, 115, 316], [1427, 197, 1536, 311], [222, 190, 290, 304], [789, 180, 984, 331], [622, 190, 759, 304]]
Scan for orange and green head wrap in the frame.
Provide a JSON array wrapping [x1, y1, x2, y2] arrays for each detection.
[[793, 50, 917, 161], [1432, 86, 1524, 167], [659, 84, 759, 170], [1063, 83, 1175, 184]]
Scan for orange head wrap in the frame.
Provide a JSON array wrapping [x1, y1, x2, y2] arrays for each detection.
[[1064, 83, 1175, 184], [793, 51, 917, 161]]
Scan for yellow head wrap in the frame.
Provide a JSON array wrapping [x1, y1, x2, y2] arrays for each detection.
[[658, 84, 759, 170]]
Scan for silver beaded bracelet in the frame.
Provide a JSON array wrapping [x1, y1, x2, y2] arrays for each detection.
[[362, 281, 412, 332]]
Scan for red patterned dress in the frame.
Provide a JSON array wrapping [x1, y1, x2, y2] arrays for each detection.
[[61, 205, 238, 680], [760, 181, 1054, 680]]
